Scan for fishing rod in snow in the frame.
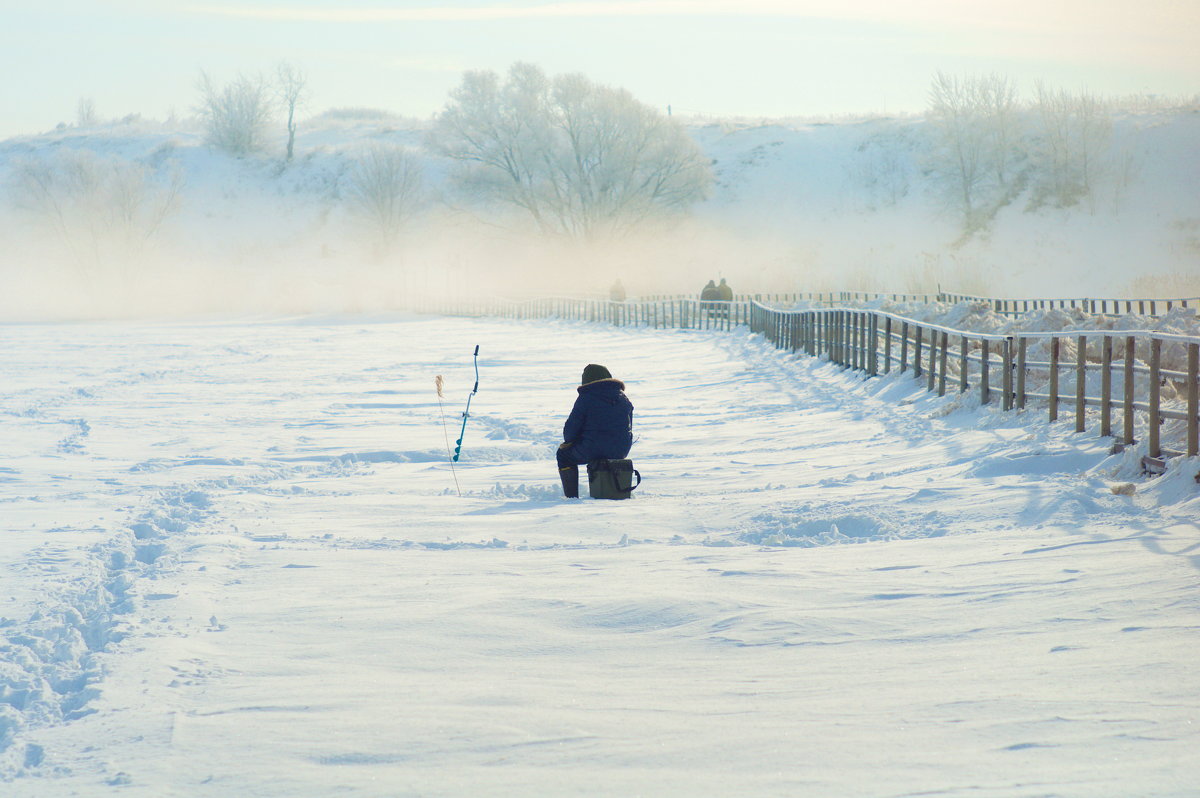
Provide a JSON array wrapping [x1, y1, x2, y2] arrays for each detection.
[[452, 345, 480, 463]]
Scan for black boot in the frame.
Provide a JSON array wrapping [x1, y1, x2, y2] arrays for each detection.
[[559, 465, 579, 498]]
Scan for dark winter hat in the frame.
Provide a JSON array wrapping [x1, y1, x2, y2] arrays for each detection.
[[581, 364, 612, 385]]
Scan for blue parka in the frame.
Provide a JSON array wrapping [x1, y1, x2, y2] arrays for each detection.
[[562, 378, 634, 463]]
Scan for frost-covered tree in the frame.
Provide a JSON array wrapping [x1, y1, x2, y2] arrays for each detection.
[[925, 71, 1023, 232], [11, 150, 182, 283], [976, 74, 1020, 191], [276, 62, 307, 161], [430, 62, 712, 238], [76, 97, 98, 127], [196, 71, 274, 156], [343, 144, 425, 257], [1030, 83, 1112, 209]]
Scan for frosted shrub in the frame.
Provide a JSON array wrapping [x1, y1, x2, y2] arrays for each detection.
[[10, 150, 182, 284], [343, 144, 425, 258], [196, 71, 274, 156], [76, 97, 98, 127]]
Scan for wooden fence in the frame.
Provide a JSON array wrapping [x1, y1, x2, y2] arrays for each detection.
[[425, 295, 1200, 471], [748, 304, 1200, 468], [420, 295, 756, 331], [427, 290, 1200, 320]]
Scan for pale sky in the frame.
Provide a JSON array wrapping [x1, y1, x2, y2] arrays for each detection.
[[1, 0, 1196, 138]]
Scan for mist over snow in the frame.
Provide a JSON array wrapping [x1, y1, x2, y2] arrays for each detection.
[[2, 95, 1200, 795], [1, 103, 1197, 321]]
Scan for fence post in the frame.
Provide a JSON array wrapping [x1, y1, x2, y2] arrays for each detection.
[[833, 312, 841, 365], [1049, 337, 1059, 422], [1002, 337, 1013, 410], [856, 313, 865, 371], [938, 331, 949, 396], [960, 335, 969, 393], [1124, 336, 1136, 444], [1101, 336, 1113, 438], [869, 315, 879, 375], [1149, 338, 1161, 459], [980, 339, 991, 404], [848, 312, 855, 368], [860, 313, 868, 371], [1016, 337, 1027, 408], [1188, 342, 1198, 457], [884, 318, 893, 373], [900, 322, 909, 373], [927, 330, 937, 393], [1076, 335, 1087, 433], [847, 312, 855, 368], [843, 311, 850, 366], [840, 311, 848, 365], [846, 312, 853, 366], [914, 326, 923, 378]]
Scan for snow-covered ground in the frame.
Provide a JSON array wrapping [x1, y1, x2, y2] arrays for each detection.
[[3, 314, 1197, 796]]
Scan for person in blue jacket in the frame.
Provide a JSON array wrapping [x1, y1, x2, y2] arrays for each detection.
[[557, 364, 634, 498]]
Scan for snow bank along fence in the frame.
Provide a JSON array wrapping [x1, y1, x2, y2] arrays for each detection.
[[704, 290, 1200, 318], [646, 290, 1199, 319], [797, 290, 1199, 318], [748, 304, 1200, 473], [426, 294, 1200, 474], [936, 292, 1200, 319]]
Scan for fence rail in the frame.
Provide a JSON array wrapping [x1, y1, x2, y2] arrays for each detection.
[[424, 294, 1200, 470]]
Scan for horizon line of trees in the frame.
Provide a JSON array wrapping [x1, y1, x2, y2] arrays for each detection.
[[7, 64, 1182, 283]]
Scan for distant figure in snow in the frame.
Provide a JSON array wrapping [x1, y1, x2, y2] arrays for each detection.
[[716, 277, 733, 302], [610, 279, 626, 302], [700, 280, 718, 301], [557, 364, 634, 499]]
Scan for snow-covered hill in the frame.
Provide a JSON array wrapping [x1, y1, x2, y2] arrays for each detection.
[[1, 108, 1198, 320]]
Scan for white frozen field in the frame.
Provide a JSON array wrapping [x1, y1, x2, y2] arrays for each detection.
[[2, 313, 1198, 796]]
